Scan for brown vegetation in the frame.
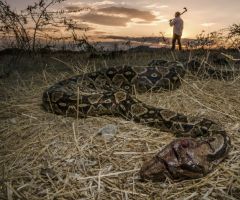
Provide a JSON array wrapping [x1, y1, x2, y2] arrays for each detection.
[[0, 0, 240, 199], [1, 50, 240, 199]]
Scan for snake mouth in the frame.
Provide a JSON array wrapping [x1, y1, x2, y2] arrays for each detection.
[[167, 139, 207, 179], [140, 140, 186, 181], [140, 138, 217, 181]]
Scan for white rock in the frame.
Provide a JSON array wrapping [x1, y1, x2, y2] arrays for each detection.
[[9, 118, 17, 124], [97, 124, 118, 138]]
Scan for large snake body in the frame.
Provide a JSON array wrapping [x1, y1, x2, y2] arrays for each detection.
[[42, 60, 232, 181]]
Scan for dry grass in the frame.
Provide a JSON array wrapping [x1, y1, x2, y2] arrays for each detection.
[[1, 52, 240, 200]]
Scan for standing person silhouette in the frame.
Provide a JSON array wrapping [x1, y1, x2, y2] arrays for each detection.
[[170, 12, 184, 50]]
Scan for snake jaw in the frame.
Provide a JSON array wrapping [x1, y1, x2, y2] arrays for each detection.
[[140, 137, 224, 181], [140, 124, 231, 182]]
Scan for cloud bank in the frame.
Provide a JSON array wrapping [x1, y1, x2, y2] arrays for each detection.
[[68, 6, 157, 26]]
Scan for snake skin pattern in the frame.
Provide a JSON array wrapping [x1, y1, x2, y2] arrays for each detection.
[[42, 60, 232, 181]]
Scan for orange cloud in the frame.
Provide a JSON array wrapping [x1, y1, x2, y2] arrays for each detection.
[[70, 6, 156, 26], [80, 13, 129, 26], [98, 6, 156, 22]]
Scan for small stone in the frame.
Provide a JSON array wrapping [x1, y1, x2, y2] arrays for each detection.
[[9, 118, 17, 124], [97, 124, 118, 138]]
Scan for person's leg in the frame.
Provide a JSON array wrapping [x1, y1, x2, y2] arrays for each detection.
[[171, 34, 177, 50], [177, 35, 182, 50]]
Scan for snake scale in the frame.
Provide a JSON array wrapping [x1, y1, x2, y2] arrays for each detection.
[[42, 59, 233, 181]]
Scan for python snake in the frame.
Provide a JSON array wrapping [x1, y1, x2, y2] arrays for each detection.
[[42, 59, 233, 181]]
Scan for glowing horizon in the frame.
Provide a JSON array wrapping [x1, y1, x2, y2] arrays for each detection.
[[5, 0, 240, 39]]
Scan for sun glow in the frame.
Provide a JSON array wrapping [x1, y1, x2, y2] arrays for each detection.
[[2, 0, 240, 47]]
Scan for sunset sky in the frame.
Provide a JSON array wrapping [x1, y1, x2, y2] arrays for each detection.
[[7, 0, 240, 39]]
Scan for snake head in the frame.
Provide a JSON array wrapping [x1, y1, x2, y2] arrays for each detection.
[[140, 135, 230, 181]]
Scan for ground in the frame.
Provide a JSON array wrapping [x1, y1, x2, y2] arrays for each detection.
[[0, 50, 240, 199]]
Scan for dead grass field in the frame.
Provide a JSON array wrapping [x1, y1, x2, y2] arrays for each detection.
[[1, 51, 240, 199]]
